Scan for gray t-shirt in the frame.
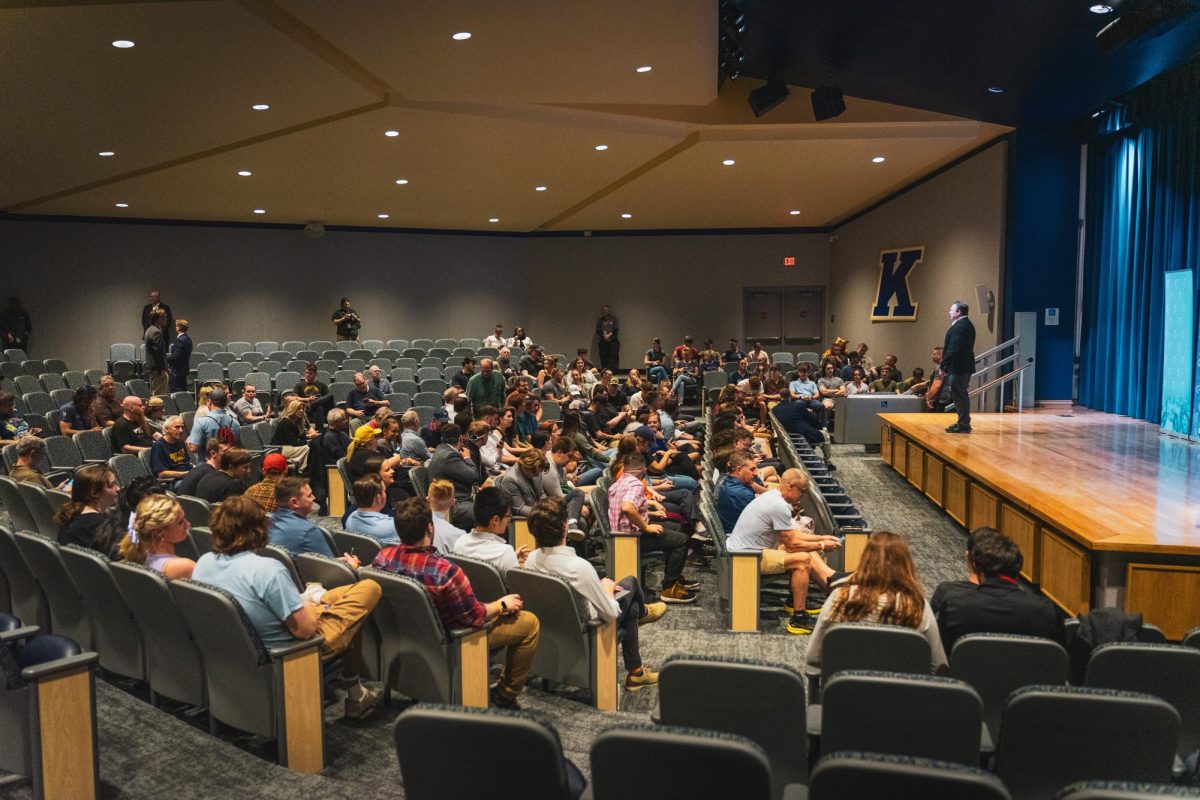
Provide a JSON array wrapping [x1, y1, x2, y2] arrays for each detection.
[[727, 490, 794, 551], [192, 551, 303, 649]]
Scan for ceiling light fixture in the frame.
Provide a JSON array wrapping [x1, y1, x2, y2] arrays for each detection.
[[452, 31, 472, 40], [595, 144, 609, 151], [635, 65, 652, 73], [621, 213, 633, 219], [98, 151, 115, 157], [789, 210, 801, 216], [987, 86, 1004, 93], [237, 170, 252, 177], [378, 213, 389, 219], [253, 209, 266, 214], [872, 156, 886, 163], [251, 104, 270, 111], [111, 40, 135, 48], [384, 130, 400, 138], [1090, 3, 1114, 13], [722, 159, 735, 166], [115, 203, 129, 208], [1091, 108, 1106, 117], [489, 218, 500, 223], [394, 178, 409, 185], [535, 185, 547, 191]]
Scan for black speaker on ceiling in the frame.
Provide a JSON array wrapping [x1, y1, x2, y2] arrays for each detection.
[[811, 86, 846, 121], [748, 79, 790, 118]]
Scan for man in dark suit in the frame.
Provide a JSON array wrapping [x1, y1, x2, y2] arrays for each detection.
[[931, 528, 1063, 652], [942, 300, 976, 433], [141, 289, 174, 343]]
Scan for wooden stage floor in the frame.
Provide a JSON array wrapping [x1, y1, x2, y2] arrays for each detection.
[[878, 410, 1200, 637]]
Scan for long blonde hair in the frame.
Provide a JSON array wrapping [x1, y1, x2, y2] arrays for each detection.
[[828, 531, 926, 629], [120, 494, 181, 564]]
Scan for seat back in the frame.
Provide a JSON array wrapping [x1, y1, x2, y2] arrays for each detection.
[[332, 529, 381, 567], [590, 724, 773, 800], [0, 525, 48, 628], [505, 568, 595, 689], [363, 568, 456, 703], [659, 655, 808, 794], [995, 685, 1180, 800], [809, 752, 1012, 800], [190, 527, 213, 556], [257, 545, 303, 590], [0, 475, 38, 533], [109, 453, 150, 488], [13, 531, 92, 647], [446, 555, 507, 603], [950, 633, 1069, 744], [73, 430, 112, 462], [169, 579, 275, 736], [820, 622, 932, 689], [294, 552, 358, 590], [59, 545, 146, 680], [177, 495, 211, 528], [43, 435, 83, 470], [1086, 642, 1200, 755], [821, 670, 983, 766], [16, 481, 58, 537]]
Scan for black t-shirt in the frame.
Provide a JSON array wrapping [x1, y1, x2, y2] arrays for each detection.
[[450, 371, 472, 391], [176, 462, 215, 497], [519, 355, 542, 375], [111, 416, 151, 454], [196, 471, 245, 503], [272, 418, 305, 447], [294, 380, 329, 400], [58, 512, 108, 550], [321, 429, 350, 463], [930, 578, 1065, 652]]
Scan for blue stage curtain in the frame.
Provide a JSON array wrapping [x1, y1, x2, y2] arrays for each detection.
[[1079, 57, 1200, 423]]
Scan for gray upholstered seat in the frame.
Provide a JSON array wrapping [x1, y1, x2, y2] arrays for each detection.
[[1085, 642, 1200, 756], [446, 555, 507, 603], [332, 529, 382, 567], [809, 751, 1011, 800], [59, 545, 146, 681], [0, 526, 48, 628], [16, 481, 58, 538], [13, 531, 91, 648], [1054, 781, 1200, 799]]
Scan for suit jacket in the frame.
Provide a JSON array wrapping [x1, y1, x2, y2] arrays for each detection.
[[141, 302, 174, 339], [497, 468, 545, 517], [428, 443, 479, 500], [942, 316, 976, 374], [930, 577, 1064, 653]]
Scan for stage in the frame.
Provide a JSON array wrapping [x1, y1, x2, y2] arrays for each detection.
[[878, 410, 1200, 638]]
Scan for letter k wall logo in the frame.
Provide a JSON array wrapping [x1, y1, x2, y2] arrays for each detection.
[[870, 246, 924, 321]]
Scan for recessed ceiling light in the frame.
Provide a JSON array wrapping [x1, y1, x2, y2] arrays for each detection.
[[452, 31, 472, 40], [789, 210, 801, 216], [394, 178, 409, 185], [377, 213, 389, 219], [253, 209, 266, 214], [872, 156, 886, 163], [1090, 3, 1113, 13], [115, 203, 129, 208], [251, 104, 270, 111], [1091, 109, 1106, 118], [489, 218, 500, 223], [384, 130, 400, 138], [535, 185, 547, 191], [111, 40, 135, 49], [595, 144, 609, 151], [722, 159, 736, 166], [237, 170, 252, 177], [98, 151, 115, 157], [987, 86, 1004, 94], [620, 213, 633, 219], [635, 65, 653, 73]]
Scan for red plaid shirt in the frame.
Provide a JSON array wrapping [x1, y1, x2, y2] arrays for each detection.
[[372, 544, 486, 629], [608, 472, 647, 533]]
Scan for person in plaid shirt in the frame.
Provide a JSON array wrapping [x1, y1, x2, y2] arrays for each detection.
[[607, 454, 697, 603], [371, 497, 540, 709], [243, 452, 289, 512]]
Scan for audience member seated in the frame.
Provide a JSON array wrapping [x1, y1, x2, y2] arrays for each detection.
[[843, 367, 871, 396], [59, 385, 100, 436], [507, 326, 533, 350], [427, 423, 482, 531], [188, 387, 240, 457], [268, 476, 359, 566], [497, 449, 548, 518], [526, 497, 666, 691], [931, 527, 1064, 651], [422, 478, 463, 553], [806, 530, 947, 673], [854, 342, 874, 377], [54, 464, 119, 549], [544, 436, 589, 533], [772, 389, 835, 471], [902, 366, 927, 393], [868, 365, 902, 394], [0, 391, 34, 444], [320, 408, 352, 463], [875, 353, 900, 382], [372, 497, 540, 710], [293, 363, 335, 428], [243, 453, 289, 512], [716, 450, 768, 531], [193, 496, 383, 719], [727, 469, 847, 635], [366, 364, 392, 396], [722, 338, 747, 364], [149, 415, 194, 484], [120, 493, 195, 579], [788, 364, 827, 428], [728, 357, 753, 385], [345, 474, 400, 546], [272, 399, 319, 473], [177, 436, 230, 497], [145, 396, 167, 434], [762, 363, 788, 400], [670, 337, 700, 401], [195, 447, 251, 503], [746, 341, 770, 368], [91, 376, 123, 428], [93, 476, 168, 558], [518, 345, 543, 378], [450, 487, 524, 570], [9, 436, 54, 488], [608, 454, 696, 604], [817, 363, 846, 410], [821, 336, 849, 373], [482, 323, 507, 349], [111, 396, 155, 454], [346, 372, 388, 420], [233, 384, 270, 425]]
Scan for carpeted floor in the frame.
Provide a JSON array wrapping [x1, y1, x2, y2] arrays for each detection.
[[0, 444, 970, 799]]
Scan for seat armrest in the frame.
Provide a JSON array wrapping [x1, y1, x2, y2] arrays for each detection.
[[268, 636, 325, 659], [20, 651, 100, 681], [449, 621, 494, 640], [0, 625, 42, 644], [604, 530, 641, 539], [729, 548, 763, 561]]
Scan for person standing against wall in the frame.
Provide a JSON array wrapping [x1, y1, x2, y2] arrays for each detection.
[[141, 290, 174, 343], [332, 297, 362, 342], [595, 304, 619, 371]]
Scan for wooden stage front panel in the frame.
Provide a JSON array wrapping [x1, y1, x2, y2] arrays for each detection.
[[880, 412, 1200, 638]]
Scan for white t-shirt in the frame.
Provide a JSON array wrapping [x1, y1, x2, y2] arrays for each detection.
[[727, 489, 794, 551]]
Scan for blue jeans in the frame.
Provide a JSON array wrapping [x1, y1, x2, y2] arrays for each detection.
[[576, 466, 604, 485], [671, 374, 697, 400], [647, 365, 670, 384], [660, 474, 697, 491]]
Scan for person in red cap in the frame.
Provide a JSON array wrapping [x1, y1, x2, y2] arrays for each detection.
[[244, 452, 290, 513]]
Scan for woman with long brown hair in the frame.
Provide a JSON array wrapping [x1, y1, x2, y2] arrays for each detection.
[[804, 531, 947, 675], [54, 464, 120, 549]]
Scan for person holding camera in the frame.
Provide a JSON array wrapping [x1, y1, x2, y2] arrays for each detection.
[[332, 297, 362, 341]]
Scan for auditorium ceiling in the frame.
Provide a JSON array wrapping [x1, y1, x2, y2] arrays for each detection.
[[0, 0, 1193, 232]]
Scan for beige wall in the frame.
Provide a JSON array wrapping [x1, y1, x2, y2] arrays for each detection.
[[827, 142, 1007, 378]]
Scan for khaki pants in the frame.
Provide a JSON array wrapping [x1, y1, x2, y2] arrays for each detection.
[[487, 610, 540, 698], [150, 370, 170, 396], [315, 579, 381, 678]]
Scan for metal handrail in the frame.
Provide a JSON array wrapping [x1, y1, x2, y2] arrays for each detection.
[[972, 351, 1019, 380], [974, 335, 1019, 364], [947, 359, 1035, 414]]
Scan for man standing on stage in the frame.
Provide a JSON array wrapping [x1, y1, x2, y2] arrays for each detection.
[[595, 305, 619, 371], [943, 300, 976, 433]]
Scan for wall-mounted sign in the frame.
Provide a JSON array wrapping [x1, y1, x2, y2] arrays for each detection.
[[870, 245, 924, 322]]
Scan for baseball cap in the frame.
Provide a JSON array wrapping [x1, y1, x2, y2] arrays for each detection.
[[433, 407, 450, 423], [633, 425, 656, 441], [262, 453, 289, 473], [569, 385, 582, 396], [353, 425, 381, 443], [147, 396, 164, 408]]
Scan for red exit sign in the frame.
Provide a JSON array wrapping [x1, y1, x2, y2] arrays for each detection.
[[783, 256, 796, 266]]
